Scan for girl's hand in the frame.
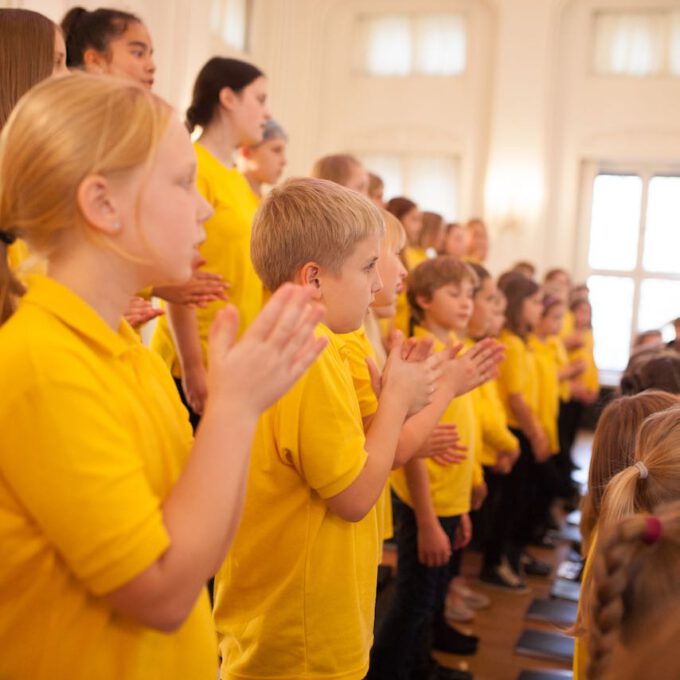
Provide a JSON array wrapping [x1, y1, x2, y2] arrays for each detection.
[[206, 284, 327, 415], [419, 424, 468, 465], [123, 296, 164, 328], [417, 519, 452, 567]]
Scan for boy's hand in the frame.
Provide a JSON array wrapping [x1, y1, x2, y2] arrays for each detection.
[[453, 513, 472, 550], [123, 296, 164, 328], [418, 424, 468, 466], [382, 335, 441, 417], [440, 338, 504, 397], [417, 520, 452, 567], [470, 482, 487, 511], [207, 284, 327, 415]]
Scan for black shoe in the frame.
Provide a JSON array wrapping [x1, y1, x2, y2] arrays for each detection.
[[432, 619, 479, 655], [521, 553, 552, 577]]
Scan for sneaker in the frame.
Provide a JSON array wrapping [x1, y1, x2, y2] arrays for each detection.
[[444, 597, 475, 623], [479, 563, 529, 594], [452, 581, 491, 610]]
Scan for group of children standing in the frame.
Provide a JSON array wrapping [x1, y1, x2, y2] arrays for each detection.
[[0, 6, 633, 680]]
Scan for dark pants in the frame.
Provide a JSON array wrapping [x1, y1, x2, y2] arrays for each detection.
[[173, 377, 201, 431], [368, 495, 461, 680], [556, 399, 584, 495]]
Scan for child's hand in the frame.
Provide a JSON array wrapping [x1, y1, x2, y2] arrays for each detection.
[[530, 427, 552, 463], [206, 284, 327, 415], [453, 513, 472, 550], [154, 262, 229, 308], [382, 335, 441, 417], [492, 449, 519, 474], [123, 296, 164, 328], [568, 358, 587, 379], [470, 482, 487, 511], [417, 520, 452, 567], [417, 424, 468, 465], [182, 362, 208, 415], [401, 336, 435, 362], [440, 338, 504, 397]]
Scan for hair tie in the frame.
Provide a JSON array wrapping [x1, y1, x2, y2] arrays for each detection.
[[642, 516, 662, 545], [0, 230, 16, 246], [634, 461, 649, 479]]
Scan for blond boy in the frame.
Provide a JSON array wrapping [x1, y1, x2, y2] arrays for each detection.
[[213, 178, 437, 680]]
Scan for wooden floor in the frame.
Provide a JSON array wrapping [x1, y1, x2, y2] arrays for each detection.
[[378, 434, 592, 680]]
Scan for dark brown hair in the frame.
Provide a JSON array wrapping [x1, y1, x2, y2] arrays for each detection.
[[386, 196, 417, 221], [621, 349, 680, 396], [497, 270, 539, 339], [407, 255, 478, 323], [61, 7, 140, 67], [186, 57, 264, 132]]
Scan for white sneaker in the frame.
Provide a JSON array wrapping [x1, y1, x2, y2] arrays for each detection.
[[444, 598, 475, 622], [452, 581, 491, 610]]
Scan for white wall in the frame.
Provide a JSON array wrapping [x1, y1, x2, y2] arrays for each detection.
[[7, 0, 680, 277]]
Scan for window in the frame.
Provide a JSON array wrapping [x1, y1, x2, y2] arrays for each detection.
[[210, 0, 250, 51], [355, 13, 467, 77], [593, 10, 680, 76], [359, 153, 460, 221], [584, 171, 680, 374]]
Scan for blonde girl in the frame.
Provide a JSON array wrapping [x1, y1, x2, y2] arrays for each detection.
[[151, 57, 270, 422], [0, 73, 323, 680], [587, 495, 680, 679], [575, 403, 680, 679]]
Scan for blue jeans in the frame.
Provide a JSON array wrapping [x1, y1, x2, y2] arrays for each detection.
[[368, 494, 461, 680]]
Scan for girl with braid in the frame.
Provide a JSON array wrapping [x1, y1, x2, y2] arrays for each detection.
[[575, 405, 680, 679], [587, 497, 680, 679]]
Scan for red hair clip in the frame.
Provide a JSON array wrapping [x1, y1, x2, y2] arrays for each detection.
[[642, 516, 662, 545]]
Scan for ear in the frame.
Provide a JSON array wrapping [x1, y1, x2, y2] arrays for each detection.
[[239, 145, 253, 159], [76, 175, 122, 236], [296, 262, 322, 298], [218, 86, 239, 113], [415, 293, 431, 311], [83, 48, 108, 74]]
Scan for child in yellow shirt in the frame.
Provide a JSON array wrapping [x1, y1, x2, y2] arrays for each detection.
[[0, 73, 324, 680], [213, 178, 440, 680], [370, 256, 486, 680]]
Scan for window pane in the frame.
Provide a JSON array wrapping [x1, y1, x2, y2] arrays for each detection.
[[588, 275, 635, 372], [359, 154, 403, 201], [643, 176, 680, 274], [220, 0, 248, 50], [638, 279, 680, 336], [671, 11, 680, 74], [593, 11, 667, 76], [406, 155, 459, 222], [413, 14, 466, 75], [588, 174, 641, 271], [357, 15, 411, 76]]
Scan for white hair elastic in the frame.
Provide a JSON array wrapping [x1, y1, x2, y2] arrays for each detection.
[[634, 461, 649, 480]]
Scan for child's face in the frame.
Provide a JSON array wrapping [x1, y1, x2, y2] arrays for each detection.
[[345, 163, 370, 195], [231, 76, 271, 146], [123, 117, 211, 285], [401, 207, 422, 246], [369, 185, 384, 208], [468, 277, 497, 337], [95, 21, 156, 89], [466, 221, 489, 261], [443, 225, 466, 258], [536, 304, 565, 337], [318, 233, 383, 333], [420, 279, 475, 335], [521, 291, 543, 330], [246, 137, 287, 186], [489, 295, 506, 337], [573, 302, 592, 329], [372, 240, 407, 313]]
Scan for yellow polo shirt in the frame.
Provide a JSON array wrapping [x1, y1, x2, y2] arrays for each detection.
[[496, 329, 539, 429], [569, 329, 599, 394], [0, 276, 215, 680], [213, 324, 381, 680], [477, 377, 519, 466], [391, 327, 478, 517], [342, 325, 394, 542], [152, 142, 261, 376]]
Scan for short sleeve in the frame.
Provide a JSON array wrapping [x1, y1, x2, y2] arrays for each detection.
[[498, 335, 525, 397], [342, 334, 379, 419], [281, 349, 368, 500], [0, 374, 170, 596]]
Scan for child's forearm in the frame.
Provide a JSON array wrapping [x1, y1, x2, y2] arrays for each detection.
[[167, 303, 203, 372], [326, 389, 409, 522], [394, 384, 454, 466]]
